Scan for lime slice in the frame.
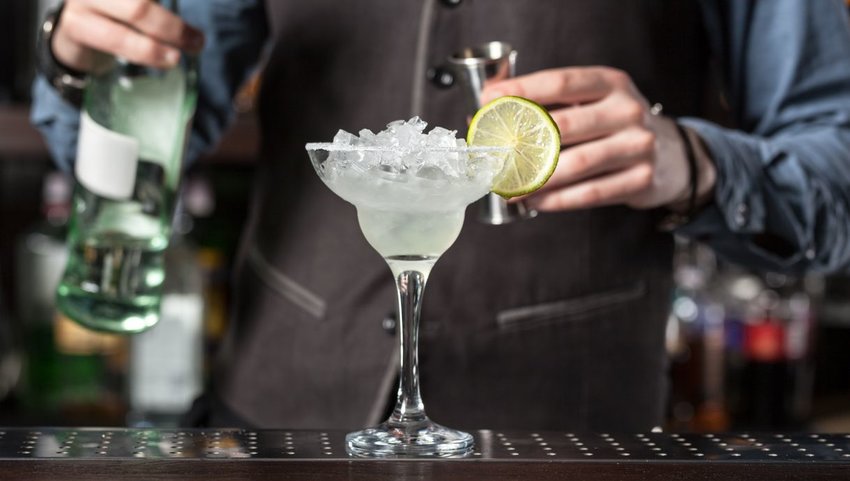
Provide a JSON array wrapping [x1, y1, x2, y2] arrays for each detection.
[[467, 96, 561, 198]]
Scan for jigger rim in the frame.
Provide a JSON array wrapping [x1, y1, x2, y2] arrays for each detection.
[[448, 41, 516, 67]]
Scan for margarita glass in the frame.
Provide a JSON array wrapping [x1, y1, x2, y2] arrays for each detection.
[[306, 125, 506, 457]]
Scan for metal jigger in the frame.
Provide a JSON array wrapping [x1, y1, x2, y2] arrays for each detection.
[[449, 41, 537, 225]]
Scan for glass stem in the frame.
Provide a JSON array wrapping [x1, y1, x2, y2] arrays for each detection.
[[389, 269, 428, 426]]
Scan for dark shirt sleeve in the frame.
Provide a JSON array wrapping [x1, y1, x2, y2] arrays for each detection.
[[678, 0, 850, 274], [30, 0, 269, 171]]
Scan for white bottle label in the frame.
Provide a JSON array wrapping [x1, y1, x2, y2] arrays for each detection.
[[76, 111, 139, 200]]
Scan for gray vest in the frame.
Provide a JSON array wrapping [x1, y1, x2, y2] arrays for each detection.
[[214, 0, 710, 431]]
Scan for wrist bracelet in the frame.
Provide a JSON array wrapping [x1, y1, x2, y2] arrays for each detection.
[[658, 122, 700, 231], [37, 4, 87, 107], [675, 122, 699, 217]]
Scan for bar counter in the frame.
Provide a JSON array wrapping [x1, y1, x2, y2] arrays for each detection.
[[1, 428, 848, 480]]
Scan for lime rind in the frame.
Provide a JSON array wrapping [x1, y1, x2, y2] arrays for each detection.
[[466, 96, 560, 198]]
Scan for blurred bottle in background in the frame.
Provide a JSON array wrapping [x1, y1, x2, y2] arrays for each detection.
[[812, 275, 850, 428], [667, 238, 818, 432], [15, 172, 71, 415], [0, 267, 21, 407], [15, 172, 127, 424], [666, 240, 730, 432], [0, 0, 67, 418], [128, 202, 204, 428], [16, 175, 211, 427], [182, 175, 231, 368], [731, 274, 816, 430], [715, 269, 763, 429]]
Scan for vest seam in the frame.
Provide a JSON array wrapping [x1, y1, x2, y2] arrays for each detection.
[[410, 0, 436, 116]]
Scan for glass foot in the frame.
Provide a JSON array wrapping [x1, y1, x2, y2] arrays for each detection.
[[346, 419, 474, 458]]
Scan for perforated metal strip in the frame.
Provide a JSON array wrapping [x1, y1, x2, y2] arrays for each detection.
[[2, 429, 850, 462]]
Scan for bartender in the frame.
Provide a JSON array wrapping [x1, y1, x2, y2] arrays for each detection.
[[32, 0, 850, 431]]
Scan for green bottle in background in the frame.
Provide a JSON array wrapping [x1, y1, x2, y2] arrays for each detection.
[[16, 172, 74, 415], [17, 173, 127, 424], [56, 0, 198, 334]]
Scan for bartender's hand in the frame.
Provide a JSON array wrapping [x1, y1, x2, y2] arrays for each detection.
[[51, 0, 205, 73], [481, 67, 716, 213]]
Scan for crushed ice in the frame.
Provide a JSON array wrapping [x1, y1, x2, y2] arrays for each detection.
[[325, 117, 468, 179]]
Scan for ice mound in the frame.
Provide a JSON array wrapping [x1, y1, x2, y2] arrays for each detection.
[[307, 117, 506, 212], [323, 117, 467, 180]]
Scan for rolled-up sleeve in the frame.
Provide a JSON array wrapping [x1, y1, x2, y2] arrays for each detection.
[[181, 0, 268, 163], [678, 0, 850, 274], [30, 0, 268, 171], [30, 76, 82, 172]]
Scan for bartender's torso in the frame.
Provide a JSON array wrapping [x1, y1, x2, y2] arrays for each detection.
[[214, 0, 712, 431]]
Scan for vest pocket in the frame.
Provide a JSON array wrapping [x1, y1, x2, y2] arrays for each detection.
[[495, 281, 646, 332], [246, 245, 327, 320]]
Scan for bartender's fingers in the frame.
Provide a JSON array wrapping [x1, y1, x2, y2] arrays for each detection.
[[480, 67, 621, 107], [76, 0, 204, 53], [525, 160, 654, 211], [58, 6, 181, 69], [537, 128, 657, 190], [551, 91, 649, 145]]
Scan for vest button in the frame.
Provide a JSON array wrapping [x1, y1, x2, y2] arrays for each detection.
[[382, 314, 397, 336], [427, 66, 454, 89], [440, 0, 462, 7], [734, 203, 749, 227]]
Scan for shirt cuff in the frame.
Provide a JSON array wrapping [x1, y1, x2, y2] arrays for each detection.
[[674, 118, 810, 272], [677, 117, 770, 234], [30, 75, 81, 172]]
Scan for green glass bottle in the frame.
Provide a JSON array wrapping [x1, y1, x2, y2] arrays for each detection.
[[56, 0, 198, 334]]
